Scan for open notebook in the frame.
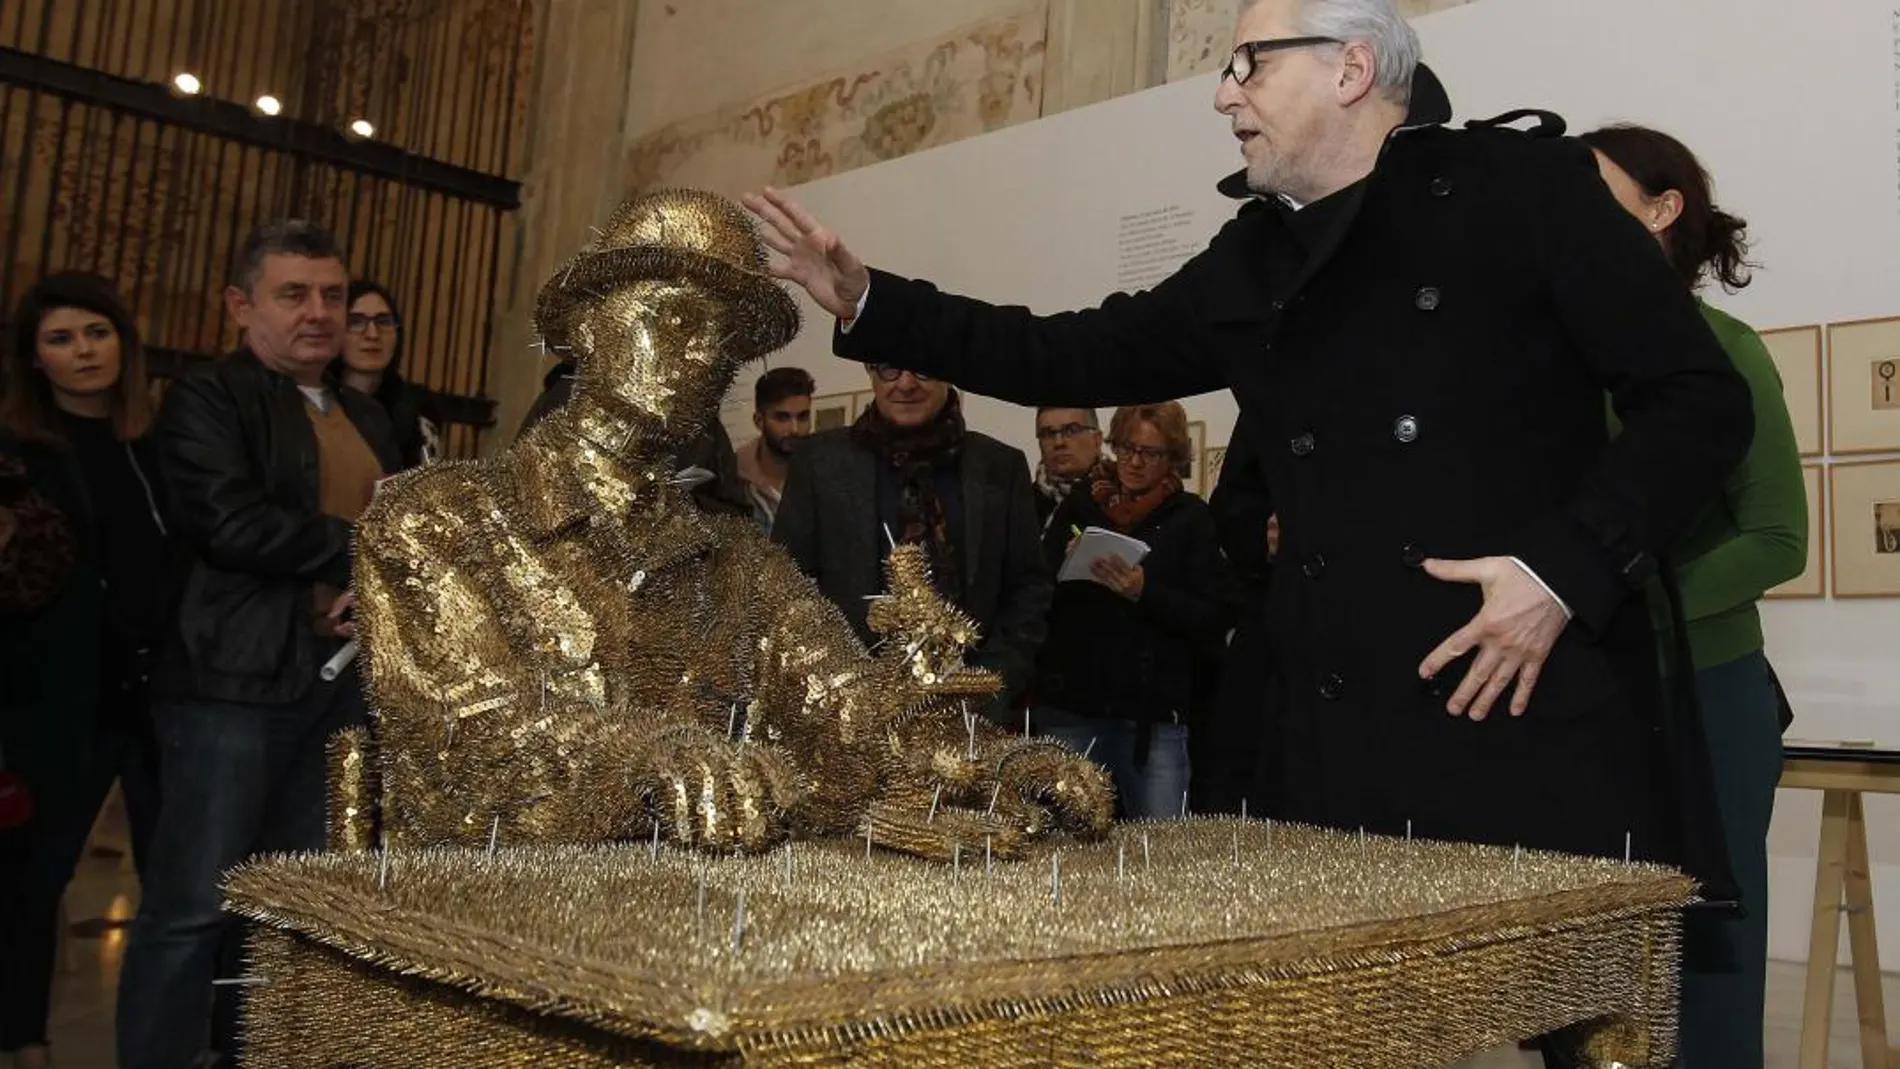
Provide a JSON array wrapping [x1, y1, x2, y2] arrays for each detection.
[[1057, 526, 1151, 586]]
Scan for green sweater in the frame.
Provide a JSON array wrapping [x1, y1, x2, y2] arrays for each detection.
[[1616, 302, 1807, 671]]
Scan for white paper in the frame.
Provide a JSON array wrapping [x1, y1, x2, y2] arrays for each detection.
[[1057, 526, 1151, 585]]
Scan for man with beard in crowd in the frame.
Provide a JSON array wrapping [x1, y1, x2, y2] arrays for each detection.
[[735, 366, 814, 533]]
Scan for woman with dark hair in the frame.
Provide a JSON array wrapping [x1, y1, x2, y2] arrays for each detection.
[[1034, 402, 1231, 819], [0, 271, 170, 1069], [335, 280, 439, 467], [1583, 123, 1805, 1069]]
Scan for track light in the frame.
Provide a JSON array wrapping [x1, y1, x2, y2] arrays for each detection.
[[348, 118, 375, 139], [254, 95, 282, 117], [170, 72, 202, 96]]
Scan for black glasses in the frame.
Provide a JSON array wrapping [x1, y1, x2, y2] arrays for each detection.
[[1113, 442, 1170, 464], [1036, 422, 1098, 442], [347, 312, 400, 333], [1222, 36, 1341, 85], [869, 363, 933, 383]]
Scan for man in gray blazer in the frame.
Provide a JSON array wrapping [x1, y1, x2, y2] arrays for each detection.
[[773, 364, 1051, 721]]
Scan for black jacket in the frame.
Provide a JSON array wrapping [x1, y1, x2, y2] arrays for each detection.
[[831, 92, 1752, 899], [152, 350, 401, 705], [371, 368, 435, 469], [1036, 485, 1231, 751], [1, 426, 173, 791], [1193, 417, 1279, 815], [772, 427, 1052, 718]]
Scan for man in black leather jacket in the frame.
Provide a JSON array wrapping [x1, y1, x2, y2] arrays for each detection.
[[116, 221, 401, 1069]]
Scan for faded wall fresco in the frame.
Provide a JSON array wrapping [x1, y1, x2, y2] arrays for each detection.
[[622, 3, 1049, 197], [1168, 0, 1481, 82]]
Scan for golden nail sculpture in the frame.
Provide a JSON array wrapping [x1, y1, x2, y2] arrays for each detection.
[[236, 189, 1693, 1068], [340, 187, 1112, 861]]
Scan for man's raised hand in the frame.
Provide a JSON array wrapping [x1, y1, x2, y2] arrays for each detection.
[[742, 187, 870, 321]]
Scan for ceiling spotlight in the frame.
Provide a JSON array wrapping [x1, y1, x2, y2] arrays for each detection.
[[348, 118, 375, 139], [254, 95, 282, 117], [170, 72, 202, 96]]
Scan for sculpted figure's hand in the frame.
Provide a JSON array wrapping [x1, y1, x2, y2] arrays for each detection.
[[343, 189, 1111, 862], [838, 547, 1114, 861], [635, 723, 803, 851]]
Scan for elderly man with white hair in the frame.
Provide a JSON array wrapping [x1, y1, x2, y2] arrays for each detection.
[[748, 2, 1751, 1058]]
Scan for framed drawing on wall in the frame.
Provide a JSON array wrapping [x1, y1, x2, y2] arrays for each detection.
[[1185, 421, 1206, 493], [1829, 459, 1900, 598], [1825, 317, 1900, 454], [1767, 465, 1826, 599], [1759, 324, 1824, 457], [811, 392, 854, 433], [1202, 445, 1228, 497]]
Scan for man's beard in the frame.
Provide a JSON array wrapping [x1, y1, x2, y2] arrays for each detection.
[[764, 431, 799, 459]]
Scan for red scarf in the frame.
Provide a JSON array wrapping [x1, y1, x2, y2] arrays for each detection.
[[1089, 458, 1180, 531]]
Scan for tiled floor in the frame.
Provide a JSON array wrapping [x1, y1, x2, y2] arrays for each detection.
[[33, 803, 1900, 1068]]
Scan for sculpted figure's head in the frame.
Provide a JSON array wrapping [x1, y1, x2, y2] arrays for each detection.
[[535, 190, 801, 446]]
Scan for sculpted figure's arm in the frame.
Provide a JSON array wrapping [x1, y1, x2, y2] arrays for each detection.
[[743, 188, 1229, 409], [747, 541, 1113, 861], [355, 475, 800, 851]]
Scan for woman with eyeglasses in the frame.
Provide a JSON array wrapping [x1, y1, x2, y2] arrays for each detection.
[[335, 281, 439, 468], [0, 272, 171, 1069], [1032, 402, 1231, 819], [1583, 123, 1806, 1069]]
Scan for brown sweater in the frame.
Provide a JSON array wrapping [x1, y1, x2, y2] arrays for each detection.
[[304, 393, 386, 523]]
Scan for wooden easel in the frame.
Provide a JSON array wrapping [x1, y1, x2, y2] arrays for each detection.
[[1782, 746, 1900, 1069]]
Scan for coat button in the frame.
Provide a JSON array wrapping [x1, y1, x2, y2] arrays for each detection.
[[1301, 553, 1326, 580], [1270, 298, 1286, 311], [1401, 543, 1427, 568], [1319, 672, 1346, 701], [1290, 432, 1316, 457], [1430, 176, 1454, 197], [1393, 414, 1420, 443], [1414, 286, 1441, 311]]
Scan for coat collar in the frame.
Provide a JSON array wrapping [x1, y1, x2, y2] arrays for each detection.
[[1214, 61, 1453, 201], [508, 420, 716, 573]]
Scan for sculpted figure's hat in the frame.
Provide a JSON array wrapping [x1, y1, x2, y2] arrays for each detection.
[[535, 188, 801, 362]]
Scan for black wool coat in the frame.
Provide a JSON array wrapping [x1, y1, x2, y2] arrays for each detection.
[[832, 104, 1754, 901]]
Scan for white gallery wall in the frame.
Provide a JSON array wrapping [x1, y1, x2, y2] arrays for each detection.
[[724, 0, 1900, 964]]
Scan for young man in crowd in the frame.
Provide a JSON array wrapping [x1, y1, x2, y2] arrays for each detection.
[[734, 366, 814, 532]]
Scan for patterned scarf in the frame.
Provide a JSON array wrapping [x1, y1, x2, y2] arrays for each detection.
[[1090, 457, 1181, 532], [1034, 461, 1083, 524], [850, 390, 966, 594]]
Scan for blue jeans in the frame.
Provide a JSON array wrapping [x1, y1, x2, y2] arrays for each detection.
[[1037, 708, 1191, 821], [115, 669, 364, 1069], [1676, 651, 1782, 1069]]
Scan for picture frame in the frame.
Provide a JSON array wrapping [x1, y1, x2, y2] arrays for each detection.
[[1759, 324, 1824, 457], [811, 392, 854, 433], [1825, 317, 1900, 455], [1202, 445, 1229, 498], [1185, 421, 1206, 493], [1766, 465, 1826, 599], [1828, 459, 1900, 598]]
